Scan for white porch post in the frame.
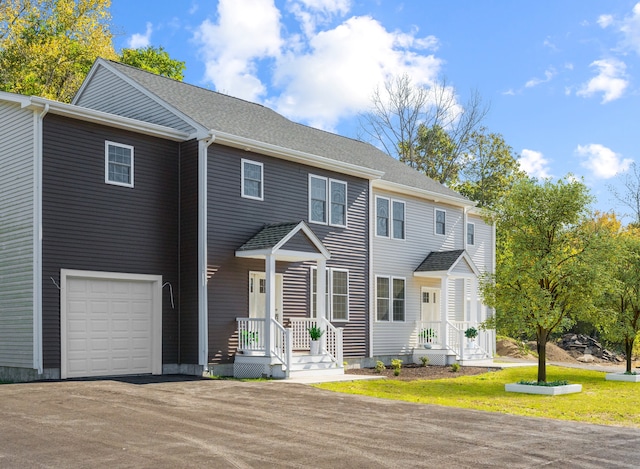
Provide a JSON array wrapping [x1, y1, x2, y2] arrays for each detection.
[[441, 276, 448, 347], [316, 259, 327, 323], [264, 254, 276, 357], [472, 277, 479, 324]]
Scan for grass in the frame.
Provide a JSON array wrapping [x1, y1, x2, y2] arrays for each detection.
[[315, 365, 640, 428]]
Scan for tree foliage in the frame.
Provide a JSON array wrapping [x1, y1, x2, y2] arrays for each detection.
[[595, 220, 640, 373], [119, 45, 185, 81], [0, 0, 117, 102], [481, 177, 610, 382], [609, 162, 640, 226]]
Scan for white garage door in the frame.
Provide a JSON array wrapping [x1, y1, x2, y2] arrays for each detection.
[[60, 270, 162, 379]]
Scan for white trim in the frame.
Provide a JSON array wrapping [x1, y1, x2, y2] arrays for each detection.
[[311, 266, 350, 322], [105, 141, 134, 188], [375, 275, 391, 321], [391, 199, 406, 240], [59, 269, 162, 379], [199, 135, 215, 367], [373, 179, 474, 209], [375, 275, 406, 322], [434, 208, 446, 236], [368, 180, 374, 357], [241, 158, 264, 201], [309, 174, 328, 225]]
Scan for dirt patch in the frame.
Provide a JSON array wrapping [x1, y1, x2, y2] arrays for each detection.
[[495, 337, 576, 363], [346, 364, 497, 381]]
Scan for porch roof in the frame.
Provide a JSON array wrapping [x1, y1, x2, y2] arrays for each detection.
[[414, 249, 480, 277], [235, 221, 331, 262]]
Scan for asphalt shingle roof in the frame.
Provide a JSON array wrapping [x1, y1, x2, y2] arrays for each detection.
[[105, 60, 469, 202], [415, 250, 466, 273], [237, 222, 304, 252]]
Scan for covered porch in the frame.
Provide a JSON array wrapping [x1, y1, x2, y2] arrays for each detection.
[[233, 221, 344, 378], [413, 250, 496, 365]]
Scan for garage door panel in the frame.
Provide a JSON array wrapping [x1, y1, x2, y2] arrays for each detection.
[[62, 272, 161, 379]]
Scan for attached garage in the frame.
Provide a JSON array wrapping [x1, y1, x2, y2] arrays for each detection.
[[60, 270, 162, 379]]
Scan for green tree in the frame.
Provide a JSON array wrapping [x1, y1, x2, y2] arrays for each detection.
[[0, 0, 117, 102], [455, 128, 526, 209], [481, 177, 609, 383], [119, 45, 185, 81], [597, 222, 640, 373]]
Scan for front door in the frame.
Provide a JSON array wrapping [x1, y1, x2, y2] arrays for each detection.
[[249, 272, 284, 323], [420, 287, 440, 323]]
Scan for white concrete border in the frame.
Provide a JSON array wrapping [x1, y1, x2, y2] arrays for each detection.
[[606, 373, 640, 382], [505, 383, 582, 395]]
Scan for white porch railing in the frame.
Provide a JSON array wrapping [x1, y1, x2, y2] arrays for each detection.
[[289, 317, 343, 367], [415, 321, 442, 348], [415, 320, 495, 361], [272, 319, 292, 376], [237, 317, 265, 353]]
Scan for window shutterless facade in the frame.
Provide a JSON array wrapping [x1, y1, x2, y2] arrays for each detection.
[[105, 141, 134, 188], [311, 267, 349, 321], [309, 175, 347, 227], [435, 209, 446, 235], [241, 159, 263, 200], [376, 197, 405, 239], [467, 222, 475, 245], [376, 276, 405, 322]]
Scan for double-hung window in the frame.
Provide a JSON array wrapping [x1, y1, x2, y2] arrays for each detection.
[[435, 209, 446, 235], [241, 159, 263, 200], [311, 267, 349, 321], [376, 276, 405, 322], [376, 197, 405, 240], [467, 222, 475, 246], [105, 141, 134, 188], [309, 175, 347, 227]]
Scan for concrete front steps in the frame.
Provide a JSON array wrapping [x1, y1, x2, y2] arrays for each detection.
[[288, 352, 344, 378]]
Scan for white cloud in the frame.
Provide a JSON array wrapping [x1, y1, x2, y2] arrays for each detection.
[[193, 0, 283, 102], [127, 22, 153, 49], [270, 15, 441, 129], [575, 143, 632, 179], [525, 67, 556, 88], [597, 14, 614, 28], [619, 2, 640, 55], [519, 149, 552, 179], [577, 58, 628, 103]]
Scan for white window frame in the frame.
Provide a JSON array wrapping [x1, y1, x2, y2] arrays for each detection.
[[309, 174, 348, 227], [435, 208, 446, 236], [392, 200, 406, 240], [375, 196, 390, 238], [241, 158, 264, 201], [105, 141, 134, 188], [310, 266, 350, 322], [467, 222, 475, 246], [375, 275, 406, 322]]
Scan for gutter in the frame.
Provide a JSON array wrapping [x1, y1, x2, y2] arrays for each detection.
[[373, 179, 475, 209]]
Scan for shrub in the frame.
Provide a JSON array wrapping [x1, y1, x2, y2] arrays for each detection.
[[391, 359, 403, 376], [307, 325, 325, 340], [451, 363, 460, 372], [464, 327, 478, 339], [420, 356, 430, 367], [374, 360, 386, 373]]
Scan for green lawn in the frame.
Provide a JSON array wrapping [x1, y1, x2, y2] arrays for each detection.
[[315, 366, 640, 428]]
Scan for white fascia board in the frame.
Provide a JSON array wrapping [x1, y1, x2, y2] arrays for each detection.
[[373, 179, 475, 209], [414, 271, 448, 278], [0, 91, 32, 106], [213, 130, 384, 180], [26, 97, 191, 142]]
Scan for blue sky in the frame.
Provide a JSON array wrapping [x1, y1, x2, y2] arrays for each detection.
[[109, 0, 640, 218]]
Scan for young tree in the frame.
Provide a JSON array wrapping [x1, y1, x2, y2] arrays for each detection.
[[359, 73, 488, 186], [609, 162, 640, 227], [0, 0, 117, 102], [481, 177, 609, 383], [119, 46, 185, 81], [597, 223, 640, 373]]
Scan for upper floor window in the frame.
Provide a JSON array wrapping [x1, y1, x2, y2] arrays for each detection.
[[435, 209, 446, 235], [467, 222, 475, 245], [309, 175, 347, 227], [241, 159, 263, 200], [376, 197, 405, 239], [105, 141, 134, 188]]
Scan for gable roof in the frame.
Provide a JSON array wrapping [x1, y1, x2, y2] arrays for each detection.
[[78, 59, 471, 206], [414, 250, 480, 277]]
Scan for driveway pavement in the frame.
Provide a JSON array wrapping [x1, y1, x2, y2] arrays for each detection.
[[1, 376, 639, 468]]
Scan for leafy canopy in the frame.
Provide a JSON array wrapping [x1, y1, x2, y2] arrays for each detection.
[[120, 46, 185, 81]]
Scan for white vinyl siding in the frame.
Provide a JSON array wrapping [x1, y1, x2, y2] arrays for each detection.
[[241, 159, 263, 200], [309, 175, 347, 227], [0, 101, 35, 368], [105, 141, 134, 188]]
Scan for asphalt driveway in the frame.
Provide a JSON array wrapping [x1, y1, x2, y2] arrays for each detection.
[[1, 376, 639, 468]]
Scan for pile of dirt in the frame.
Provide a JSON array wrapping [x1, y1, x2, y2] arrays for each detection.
[[496, 337, 576, 362]]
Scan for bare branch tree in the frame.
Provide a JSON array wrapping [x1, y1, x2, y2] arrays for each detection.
[[609, 162, 640, 226]]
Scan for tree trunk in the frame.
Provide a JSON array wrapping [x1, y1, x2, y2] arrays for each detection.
[[625, 337, 634, 374], [536, 328, 549, 383]]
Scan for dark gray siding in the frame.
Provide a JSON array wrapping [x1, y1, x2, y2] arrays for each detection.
[[42, 115, 181, 369], [178, 139, 199, 364], [207, 144, 369, 363]]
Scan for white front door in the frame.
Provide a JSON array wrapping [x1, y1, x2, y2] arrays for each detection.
[[249, 272, 284, 323], [421, 287, 440, 323]]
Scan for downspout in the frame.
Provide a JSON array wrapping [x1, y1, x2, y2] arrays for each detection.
[[33, 103, 49, 375], [368, 180, 374, 359], [198, 132, 215, 371]]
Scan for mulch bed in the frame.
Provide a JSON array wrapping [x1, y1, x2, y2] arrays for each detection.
[[346, 364, 500, 381]]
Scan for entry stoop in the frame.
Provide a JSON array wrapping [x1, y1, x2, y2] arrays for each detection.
[[288, 353, 344, 378]]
